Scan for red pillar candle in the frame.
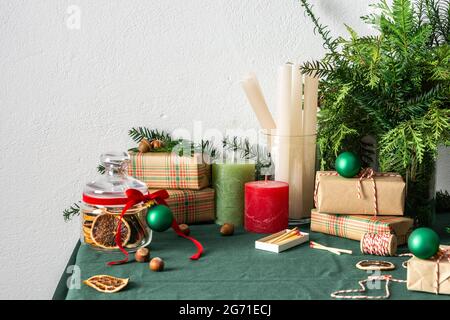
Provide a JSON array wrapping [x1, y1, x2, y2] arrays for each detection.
[[245, 181, 289, 233]]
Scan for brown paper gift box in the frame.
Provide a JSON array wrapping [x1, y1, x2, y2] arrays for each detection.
[[314, 171, 406, 215], [149, 188, 215, 224], [128, 151, 211, 190], [310, 210, 413, 244], [407, 246, 450, 295]]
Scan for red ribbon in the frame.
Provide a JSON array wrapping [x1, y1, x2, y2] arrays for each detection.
[[83, 189, 204, 266]]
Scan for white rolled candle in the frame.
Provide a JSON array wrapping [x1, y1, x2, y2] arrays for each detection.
[[276, 64, 293, 135], [274, 64, 292, 207], [240, 74, 276, 130], [303, 75, 319, 135], [302, 75, 319, 219], [290, 64, 303, 136], [290, 64, 304, 219]]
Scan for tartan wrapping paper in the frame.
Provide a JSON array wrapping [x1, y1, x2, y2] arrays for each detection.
[[310, 210, 413, 245], [149, 188, 215, 224], [128, 151, 211, 190]]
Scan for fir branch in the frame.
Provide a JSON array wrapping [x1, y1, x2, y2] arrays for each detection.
[[97, 164, 105, 174], [200, 139, 219, 161], [128, 127, 172, 144], [301, 60, 334, 78], [63, 202, 81, 222], [222, 136, 272, 179], [299, 0, 338, 53]]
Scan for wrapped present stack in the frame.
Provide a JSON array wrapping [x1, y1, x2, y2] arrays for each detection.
[[127, 139, 215, 225], [310, 152, 414, 248]]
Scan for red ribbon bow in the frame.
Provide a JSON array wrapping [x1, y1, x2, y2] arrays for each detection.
[[83, 189, 204, 266]]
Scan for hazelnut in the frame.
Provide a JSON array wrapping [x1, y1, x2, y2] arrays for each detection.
[[220, 223, 234, 236], [138, 138, 152, 153], [179, 224, 190, 236], [135, 247, 150, 263], [149, 257, 165, 272], [150, 139, 164, 149]]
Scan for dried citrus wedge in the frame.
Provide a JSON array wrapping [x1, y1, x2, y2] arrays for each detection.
[[91, 213, 131, 249], [84, 275, 129, 293]]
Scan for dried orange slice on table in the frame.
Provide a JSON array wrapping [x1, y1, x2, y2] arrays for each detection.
[[90, 213, 131, 249], [84, 275, 129, 293]]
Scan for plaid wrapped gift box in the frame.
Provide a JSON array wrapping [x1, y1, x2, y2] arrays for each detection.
[[149, 188, 215, 224], [128, 151, 211, 190], [310, 210, 413, 244]]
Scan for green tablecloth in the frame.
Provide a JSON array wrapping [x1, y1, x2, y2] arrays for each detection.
[[55, 214, 450, 300]]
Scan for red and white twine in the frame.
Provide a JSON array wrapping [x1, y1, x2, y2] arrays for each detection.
[[331, 275, 406, 300], [433, 248, 450, 294], [361, 232, 394, 256]]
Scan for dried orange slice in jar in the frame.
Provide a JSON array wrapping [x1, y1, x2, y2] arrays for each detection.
[[90, 213, 131, 249], [84, 275, 129, 293]]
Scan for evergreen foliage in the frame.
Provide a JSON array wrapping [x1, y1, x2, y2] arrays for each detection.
[[299, 0, 450, 180]]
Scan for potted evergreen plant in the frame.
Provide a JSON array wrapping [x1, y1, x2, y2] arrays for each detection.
[[300, 0, 450, 226]]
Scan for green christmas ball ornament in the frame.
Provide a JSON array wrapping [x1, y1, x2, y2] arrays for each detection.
[[335, 151, 362, 178], [146, 205, 174, 232], [408, 227, 440, 259]]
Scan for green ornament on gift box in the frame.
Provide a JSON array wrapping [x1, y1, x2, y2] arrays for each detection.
[[408, 227, 440, 259], [146, 205, 173, 232], [335, 152, 361, 178]]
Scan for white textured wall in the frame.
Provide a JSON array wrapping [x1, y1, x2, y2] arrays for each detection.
[[0, 0, 448, 299]]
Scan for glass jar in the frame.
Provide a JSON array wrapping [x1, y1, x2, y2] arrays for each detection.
[[263, 130, 317, 223], [80, 152, 152, 252]]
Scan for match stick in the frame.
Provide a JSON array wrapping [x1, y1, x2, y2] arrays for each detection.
[[310, 241, 352, 255], [267, 228, 298, 244], [310, 242, 341, 255], [275, 233, 303, 245]]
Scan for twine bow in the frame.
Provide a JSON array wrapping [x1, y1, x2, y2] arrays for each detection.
[[434, 248, 450, 294], [356, 168, 378, 215]]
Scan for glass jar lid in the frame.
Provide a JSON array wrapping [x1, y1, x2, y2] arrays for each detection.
[[83, 151, 148, 202]]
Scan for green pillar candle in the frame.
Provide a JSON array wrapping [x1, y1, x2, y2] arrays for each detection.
[[213, 163, 256, 226]]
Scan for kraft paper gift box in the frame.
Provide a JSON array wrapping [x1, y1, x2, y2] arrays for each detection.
[[310, 210, 413, 244], [314, 171, 406, 215], [128, 151, 211, 190], [149, 188, 215, 224], [407, 246, 450, 295]]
